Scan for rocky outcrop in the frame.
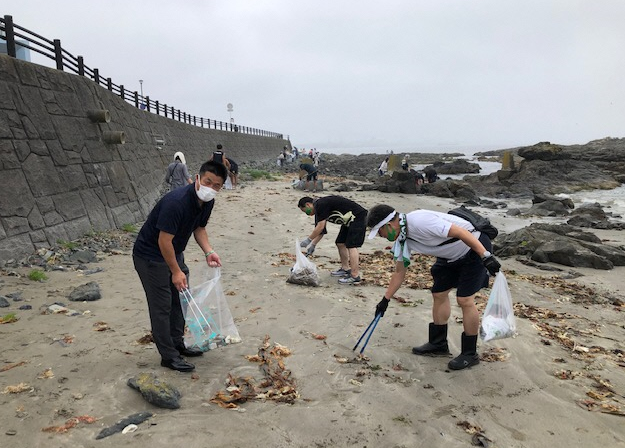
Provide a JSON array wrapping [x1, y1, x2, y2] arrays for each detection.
[[495, 223, 625, 270], [430, 159, 480, 175]]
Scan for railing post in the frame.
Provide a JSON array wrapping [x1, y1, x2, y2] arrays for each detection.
[[53, 39, 63, 70], [164, 105, 168, 118], [93, 68, 100, 85], [120, 85, 125, 100], [4, 15, 16, 57], [177, 110, 181, 121], [155, 100, 159, 115], [193, 116, 196, 126], [107, 78, 112, 91], [134, 91, 139, 108], [77, 56, 84, 76], [146, 96, 150, 112]]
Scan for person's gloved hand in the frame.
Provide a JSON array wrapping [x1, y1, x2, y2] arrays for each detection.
[[300, 237, 312, 248], [375, 296, 390, 317], [306, 244, 316, 256], [483, 255, 501, 276]]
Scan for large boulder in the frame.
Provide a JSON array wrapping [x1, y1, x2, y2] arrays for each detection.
[[495, 223, 625, 269], [517, 142, 570, 161], [431, 159, 480, 174]]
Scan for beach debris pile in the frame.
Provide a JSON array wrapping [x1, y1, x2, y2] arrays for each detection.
[[359, 250, 434, 290], [95, 411, 154, 440], [456, 420, 493, 447], [211, 335, 298, 409], [41, 415, 97, 434]]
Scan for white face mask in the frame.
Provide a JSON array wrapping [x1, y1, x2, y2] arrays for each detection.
[[196, 184, 217, 202]]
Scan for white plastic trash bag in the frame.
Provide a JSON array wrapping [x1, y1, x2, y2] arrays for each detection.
[[182, 268, 241, 351], [480, 271, 517, 342], [286, 238, 320, 286]]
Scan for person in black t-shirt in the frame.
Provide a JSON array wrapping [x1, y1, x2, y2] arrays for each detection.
[[133, 160, 228, 372], [299, 163, 318, 192], [297, 195, 367, 285], [210, 144, 231, 172]]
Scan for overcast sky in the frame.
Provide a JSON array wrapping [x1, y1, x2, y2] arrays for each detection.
[[5, 1, 625, 152]]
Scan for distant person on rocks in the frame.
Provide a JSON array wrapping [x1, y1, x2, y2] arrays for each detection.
[[210, 144, 231, 172], [226, 157, 239, 188], [424, 167, 438, 183], [133, 160, 228, 373], [299, 162, 319, 192], [298, 195, 368, 285], [366, 204, 501, 371], [313, 150, 320, 167], [379, 157, 389, 176], [409, 168, 425, 185], [401, 155, 409, 171], [165, 151, 193, 191], [293, 147, 299, 159]]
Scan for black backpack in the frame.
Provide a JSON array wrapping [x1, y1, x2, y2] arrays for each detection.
[[435, 206, 498, 246]]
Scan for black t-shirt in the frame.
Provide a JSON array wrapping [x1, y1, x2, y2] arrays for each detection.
[[300, 163, 316, 174], [213, 151, 224, 164], [227, 158, 238, 173], [314, 196, 367, 233], [133, 183, 214, 262]]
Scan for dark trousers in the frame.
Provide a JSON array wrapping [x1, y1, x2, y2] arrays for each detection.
[[133, 254, 189, 360]]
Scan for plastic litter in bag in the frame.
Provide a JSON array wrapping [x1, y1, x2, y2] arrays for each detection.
[[286, 238, 320, 287], [480, 271, 517, 342], [182, 268, 241, 351]]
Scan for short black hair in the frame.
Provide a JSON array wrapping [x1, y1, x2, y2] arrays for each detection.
[[366, 204, 396, 228], [298, 196, 314, 208], [199, 160, 228, 183], [216, 144, 223, 150]]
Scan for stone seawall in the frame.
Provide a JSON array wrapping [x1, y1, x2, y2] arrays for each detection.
[[0, 55, 290, 262]]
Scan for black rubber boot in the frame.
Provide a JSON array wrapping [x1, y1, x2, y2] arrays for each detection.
[[448, 332, 479, 370], [412, 323, 451, 356]]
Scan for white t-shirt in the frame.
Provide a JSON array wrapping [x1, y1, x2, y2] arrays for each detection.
[[404, 210, 480, 262]]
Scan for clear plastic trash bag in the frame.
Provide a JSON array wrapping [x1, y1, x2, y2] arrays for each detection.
[[286, 238, 320, 286], [480, 271, 517, 342]]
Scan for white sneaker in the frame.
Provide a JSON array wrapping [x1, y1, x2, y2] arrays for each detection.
[[330, 268, 351, 277], [338, 276, 361, 285]]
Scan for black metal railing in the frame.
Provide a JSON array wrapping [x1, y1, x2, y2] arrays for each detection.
[[0, 15, 285, 139]]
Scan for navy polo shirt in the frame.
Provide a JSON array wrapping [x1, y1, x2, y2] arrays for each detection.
[[133, 183, 214, 262]]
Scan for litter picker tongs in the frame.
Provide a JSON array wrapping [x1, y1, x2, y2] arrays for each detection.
[[352, 314, 381, 354]]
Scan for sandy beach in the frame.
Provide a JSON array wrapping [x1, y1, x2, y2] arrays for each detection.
[[1, 176, 624, 448]]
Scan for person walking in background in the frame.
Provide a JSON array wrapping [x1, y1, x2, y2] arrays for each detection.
[[226, 157, 239, 189], [401, 155, 409, 171], [378, 157, 389, 176], [165, 152, 193, 191], [298, 195, 367, 285], [210, 144, 231, 172], [299, 162, 319, 192], [133, 160, 229, 372], [366, 204, 501, 370]]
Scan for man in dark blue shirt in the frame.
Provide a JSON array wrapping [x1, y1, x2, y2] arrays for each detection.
[[299, 163, 318, 192], [133, 160, 228, 372]]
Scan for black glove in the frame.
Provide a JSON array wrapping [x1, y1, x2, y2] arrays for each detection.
[[375, 296, 390, 317], [306, 244, 316, 256], [483, 255, 501, 276]]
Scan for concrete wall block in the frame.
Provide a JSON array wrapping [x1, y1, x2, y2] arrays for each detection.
[[30, 229, 48, 243], [0, 111, 13, 138], [21, 116, 41, 139], [80, 189, 113, 231], [2, 216, 30, 237], [27, 205, 45, 230], [44, 224, 69, 246], [63, 216, 92, 241], [85, 163, 112, 186], [0, 139, 21, 170], [53, 90, 88, 117], [28, 140, 49, 156], [41, 65, 75, 92], [14, 59, 41, 87], [86, 140, 114, 163], [51, 116, 88, 151], [103, 185, 120, 208], [51, 191, 87, 221], [21, 153, 65, 196], [13, 140, 30, 162], [0, 234, 34, 262], [67, 150, 83, 165], [59, 165, 89, 191], [35, 196, 55, 214], [0, 55, 19, 82], [0, 81, 16, 109], [46, 140, 69, 166], [110, 204, 135, 228], [43, 210, 64, 226], [0, 221, 6, 240], [14, 86, 58, 139], [4, 110, 26, 140], [0, 170, 34, 217]]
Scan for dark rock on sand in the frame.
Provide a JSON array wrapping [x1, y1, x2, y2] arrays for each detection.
[[127, 372, 181, 409], [430, 159, 480, 174], [68, 281, 101, 302], [495, 223, 625, 269], [0, 296, 10, 308]]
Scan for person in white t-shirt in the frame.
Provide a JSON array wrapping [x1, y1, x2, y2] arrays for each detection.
[[366, 204, 501, 371]]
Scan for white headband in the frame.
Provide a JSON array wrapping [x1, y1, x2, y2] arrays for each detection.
[[367, 211, 396, 239]]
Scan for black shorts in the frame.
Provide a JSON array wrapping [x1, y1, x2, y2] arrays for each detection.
[[430, 232, 492, 297], [335, 218, 366, 248], [306, 171, 318, 181]]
